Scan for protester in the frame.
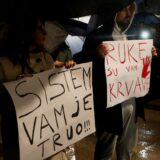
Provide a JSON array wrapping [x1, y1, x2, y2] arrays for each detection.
[[74, 0, 157, 159], [0, 14, 75, 160]]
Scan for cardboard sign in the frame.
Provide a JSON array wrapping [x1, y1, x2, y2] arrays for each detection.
[[104, 39, 153, 107], [4, 62, 95, 160]]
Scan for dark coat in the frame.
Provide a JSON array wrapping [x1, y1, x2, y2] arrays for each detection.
[[74, 14, 145, 135]]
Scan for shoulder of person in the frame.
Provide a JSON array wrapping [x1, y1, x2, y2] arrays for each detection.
[[0, 56, 22, 82], [0, 56, 16, 71]]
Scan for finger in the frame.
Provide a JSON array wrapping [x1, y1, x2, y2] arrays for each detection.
[[66, 61, 73, 69], [68, 61, 72, 68], [70, 60, 76, 67], [65, 61, 69, 68]]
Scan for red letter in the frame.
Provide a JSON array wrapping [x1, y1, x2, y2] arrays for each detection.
[[106, 68, 112, 77], [105, 43, 117, 65], [109, 83, 117, 102], [118, 43, 126, 64], [117, 81, 125, 97], [125, 80, 134, 96], [134, 77, 142, 93], [138, 42, 147, 60], [127, 43, 138, 63]]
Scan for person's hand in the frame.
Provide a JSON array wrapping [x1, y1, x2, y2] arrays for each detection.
[[96, 43, 110, 59], [151, 46, 157, 57], [65, 60, 76, 69], [55, 60, 76, 69], [54, 60, 65, 68]]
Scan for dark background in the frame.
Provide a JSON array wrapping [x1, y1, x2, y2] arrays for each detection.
[[0, 0, 159, 20]]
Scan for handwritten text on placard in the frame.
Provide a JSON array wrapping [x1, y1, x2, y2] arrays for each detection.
[[4, 62, 95, 160], [104, 40, 153, 107]]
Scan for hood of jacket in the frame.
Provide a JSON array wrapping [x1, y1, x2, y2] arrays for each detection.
[[113, 2, 137, 40]]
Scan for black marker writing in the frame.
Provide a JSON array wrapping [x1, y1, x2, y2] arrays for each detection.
[[15, 80, 41, 118]]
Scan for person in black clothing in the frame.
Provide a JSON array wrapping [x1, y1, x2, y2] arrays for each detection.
[[74, 1, 157, 160]]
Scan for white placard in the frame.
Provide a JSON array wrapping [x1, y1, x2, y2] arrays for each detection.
[[4, 62, 95, 160], [104, 39, 153, 107]]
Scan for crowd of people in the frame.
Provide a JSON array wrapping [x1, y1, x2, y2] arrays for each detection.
[[0, 0, 158, 160]]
